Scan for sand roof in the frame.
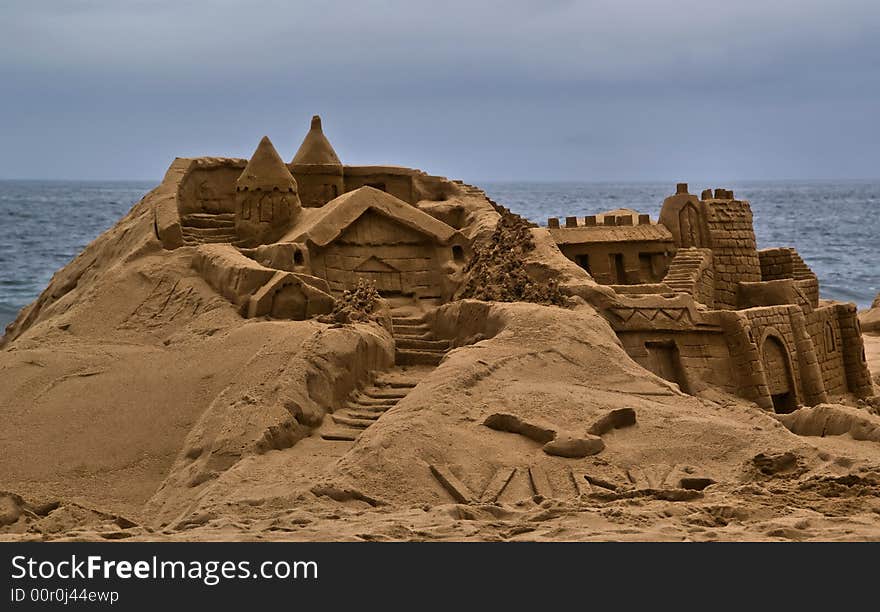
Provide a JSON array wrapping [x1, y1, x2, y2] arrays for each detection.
[[237, 136, 297, 191], [548, 224, 673, 244], [285, 186, 457, 246], [291, 115, 342, 166]]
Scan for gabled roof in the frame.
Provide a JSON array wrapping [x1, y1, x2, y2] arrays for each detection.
[[356, 256, 400, 272], [237, 136, 297, 191], [291, 115, 342, 166], [286, 186, 458, 246]]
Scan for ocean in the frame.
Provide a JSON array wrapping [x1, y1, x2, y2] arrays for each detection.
[[1, 180, 877, 330]]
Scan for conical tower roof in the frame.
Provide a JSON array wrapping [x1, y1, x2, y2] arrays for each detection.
[[291, 115, 342, 166], [237, 136, 297, 191]]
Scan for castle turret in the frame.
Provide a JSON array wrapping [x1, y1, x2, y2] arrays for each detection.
[[659, 182, 710, 250], [290, 115, 345, 208], [235, 136, 301, 246]]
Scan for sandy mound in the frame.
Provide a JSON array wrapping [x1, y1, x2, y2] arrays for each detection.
[[860, 293, 880, 334], [317, 301, 833, 505], [3, 178, 880, 541]]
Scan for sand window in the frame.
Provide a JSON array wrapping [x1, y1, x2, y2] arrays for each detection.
[[824, 322, 836, 353], [611, 253, 627, 284]]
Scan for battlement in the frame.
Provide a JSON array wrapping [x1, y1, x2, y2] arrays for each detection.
[[547, 212, 653, 228], [700, 187, 736, 200]]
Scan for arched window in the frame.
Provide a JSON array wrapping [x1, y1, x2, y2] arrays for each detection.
[[824, 321, 836, 353], [259, 194, 273, 222]]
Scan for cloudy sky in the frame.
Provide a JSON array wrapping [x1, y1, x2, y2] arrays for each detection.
[[1, 0, 878, 181]]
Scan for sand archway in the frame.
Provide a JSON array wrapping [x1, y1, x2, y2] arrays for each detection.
[[760, 333, 797, 413]]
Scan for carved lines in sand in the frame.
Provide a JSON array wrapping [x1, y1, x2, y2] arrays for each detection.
[[610, 307, 691, 324], [120, 277, 223, 329], [430, 462, 711, 504], [430, 464, 587, 504]]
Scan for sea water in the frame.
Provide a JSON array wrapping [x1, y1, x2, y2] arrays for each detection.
[[1, 179, 877, 330]]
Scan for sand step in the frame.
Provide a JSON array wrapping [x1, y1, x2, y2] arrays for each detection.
[[343, 410, 382, 421], [350, 400, 398, 411], [181, 231, 238, 245], [391, 316, 426, 325], [331, 414, 375, 429], [392, 323, 431, 335], [395, 349, 445, 366], [346, 404, 392, 415], [181, 213, 236, 228], [362, 388, 409, 400], [320, 428, 360, 441], [182, 226, 238, 238], [182, 236, 238, 246], [395, 332, 434, 342], [396, 338, 450, 351], [349, 402, 396, 413], [374, 379, 418, 389], [351, 394, 399, 406]]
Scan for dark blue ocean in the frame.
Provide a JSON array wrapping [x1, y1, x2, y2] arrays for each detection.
[[1, 180, 877, 329]]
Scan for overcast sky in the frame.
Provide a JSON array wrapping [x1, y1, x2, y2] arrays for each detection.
[[1, 0, 878, 181]]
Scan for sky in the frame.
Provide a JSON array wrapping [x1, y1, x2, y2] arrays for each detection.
[[1, 0, 879, 182]]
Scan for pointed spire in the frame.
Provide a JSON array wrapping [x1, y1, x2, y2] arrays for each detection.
[[237, 136, 297, 191], [291, 114, 342, 166]]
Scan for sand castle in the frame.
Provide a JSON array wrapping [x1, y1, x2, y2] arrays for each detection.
[[546, 183, 873, 413], [156, 121, 873, 417], [155, 117, 468, 321], [2, 115, 879, 541]]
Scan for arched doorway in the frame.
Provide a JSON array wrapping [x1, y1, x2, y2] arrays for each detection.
[[761, 335, 797, 413]]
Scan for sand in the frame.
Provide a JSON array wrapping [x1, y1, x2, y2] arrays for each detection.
[[2, 181, 880, 542]]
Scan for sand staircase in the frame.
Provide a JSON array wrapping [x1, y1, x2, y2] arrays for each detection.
[[663, 248, 710, 293], [180, 212, 238, 246], [391, 313, 451, 366], [790, 250, 815, 280], [320, 308, 451, 442], [320, 367, 429, 442]]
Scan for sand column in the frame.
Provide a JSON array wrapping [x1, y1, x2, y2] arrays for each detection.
[[720, 311, 774, 410], [788, 306, 828, 406], [835, 303, 875, 398]]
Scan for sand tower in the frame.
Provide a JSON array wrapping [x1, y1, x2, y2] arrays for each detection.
[[235, 136, 302, 246], [290, 115, 345, 208]]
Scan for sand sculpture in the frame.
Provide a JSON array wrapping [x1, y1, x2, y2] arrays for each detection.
[[154, 116, 470, 318], [1, 116, 879, 541], [547, 182, 873, 413]]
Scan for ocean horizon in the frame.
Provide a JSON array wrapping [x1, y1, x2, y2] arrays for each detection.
[[1, 178, 878, 330]]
